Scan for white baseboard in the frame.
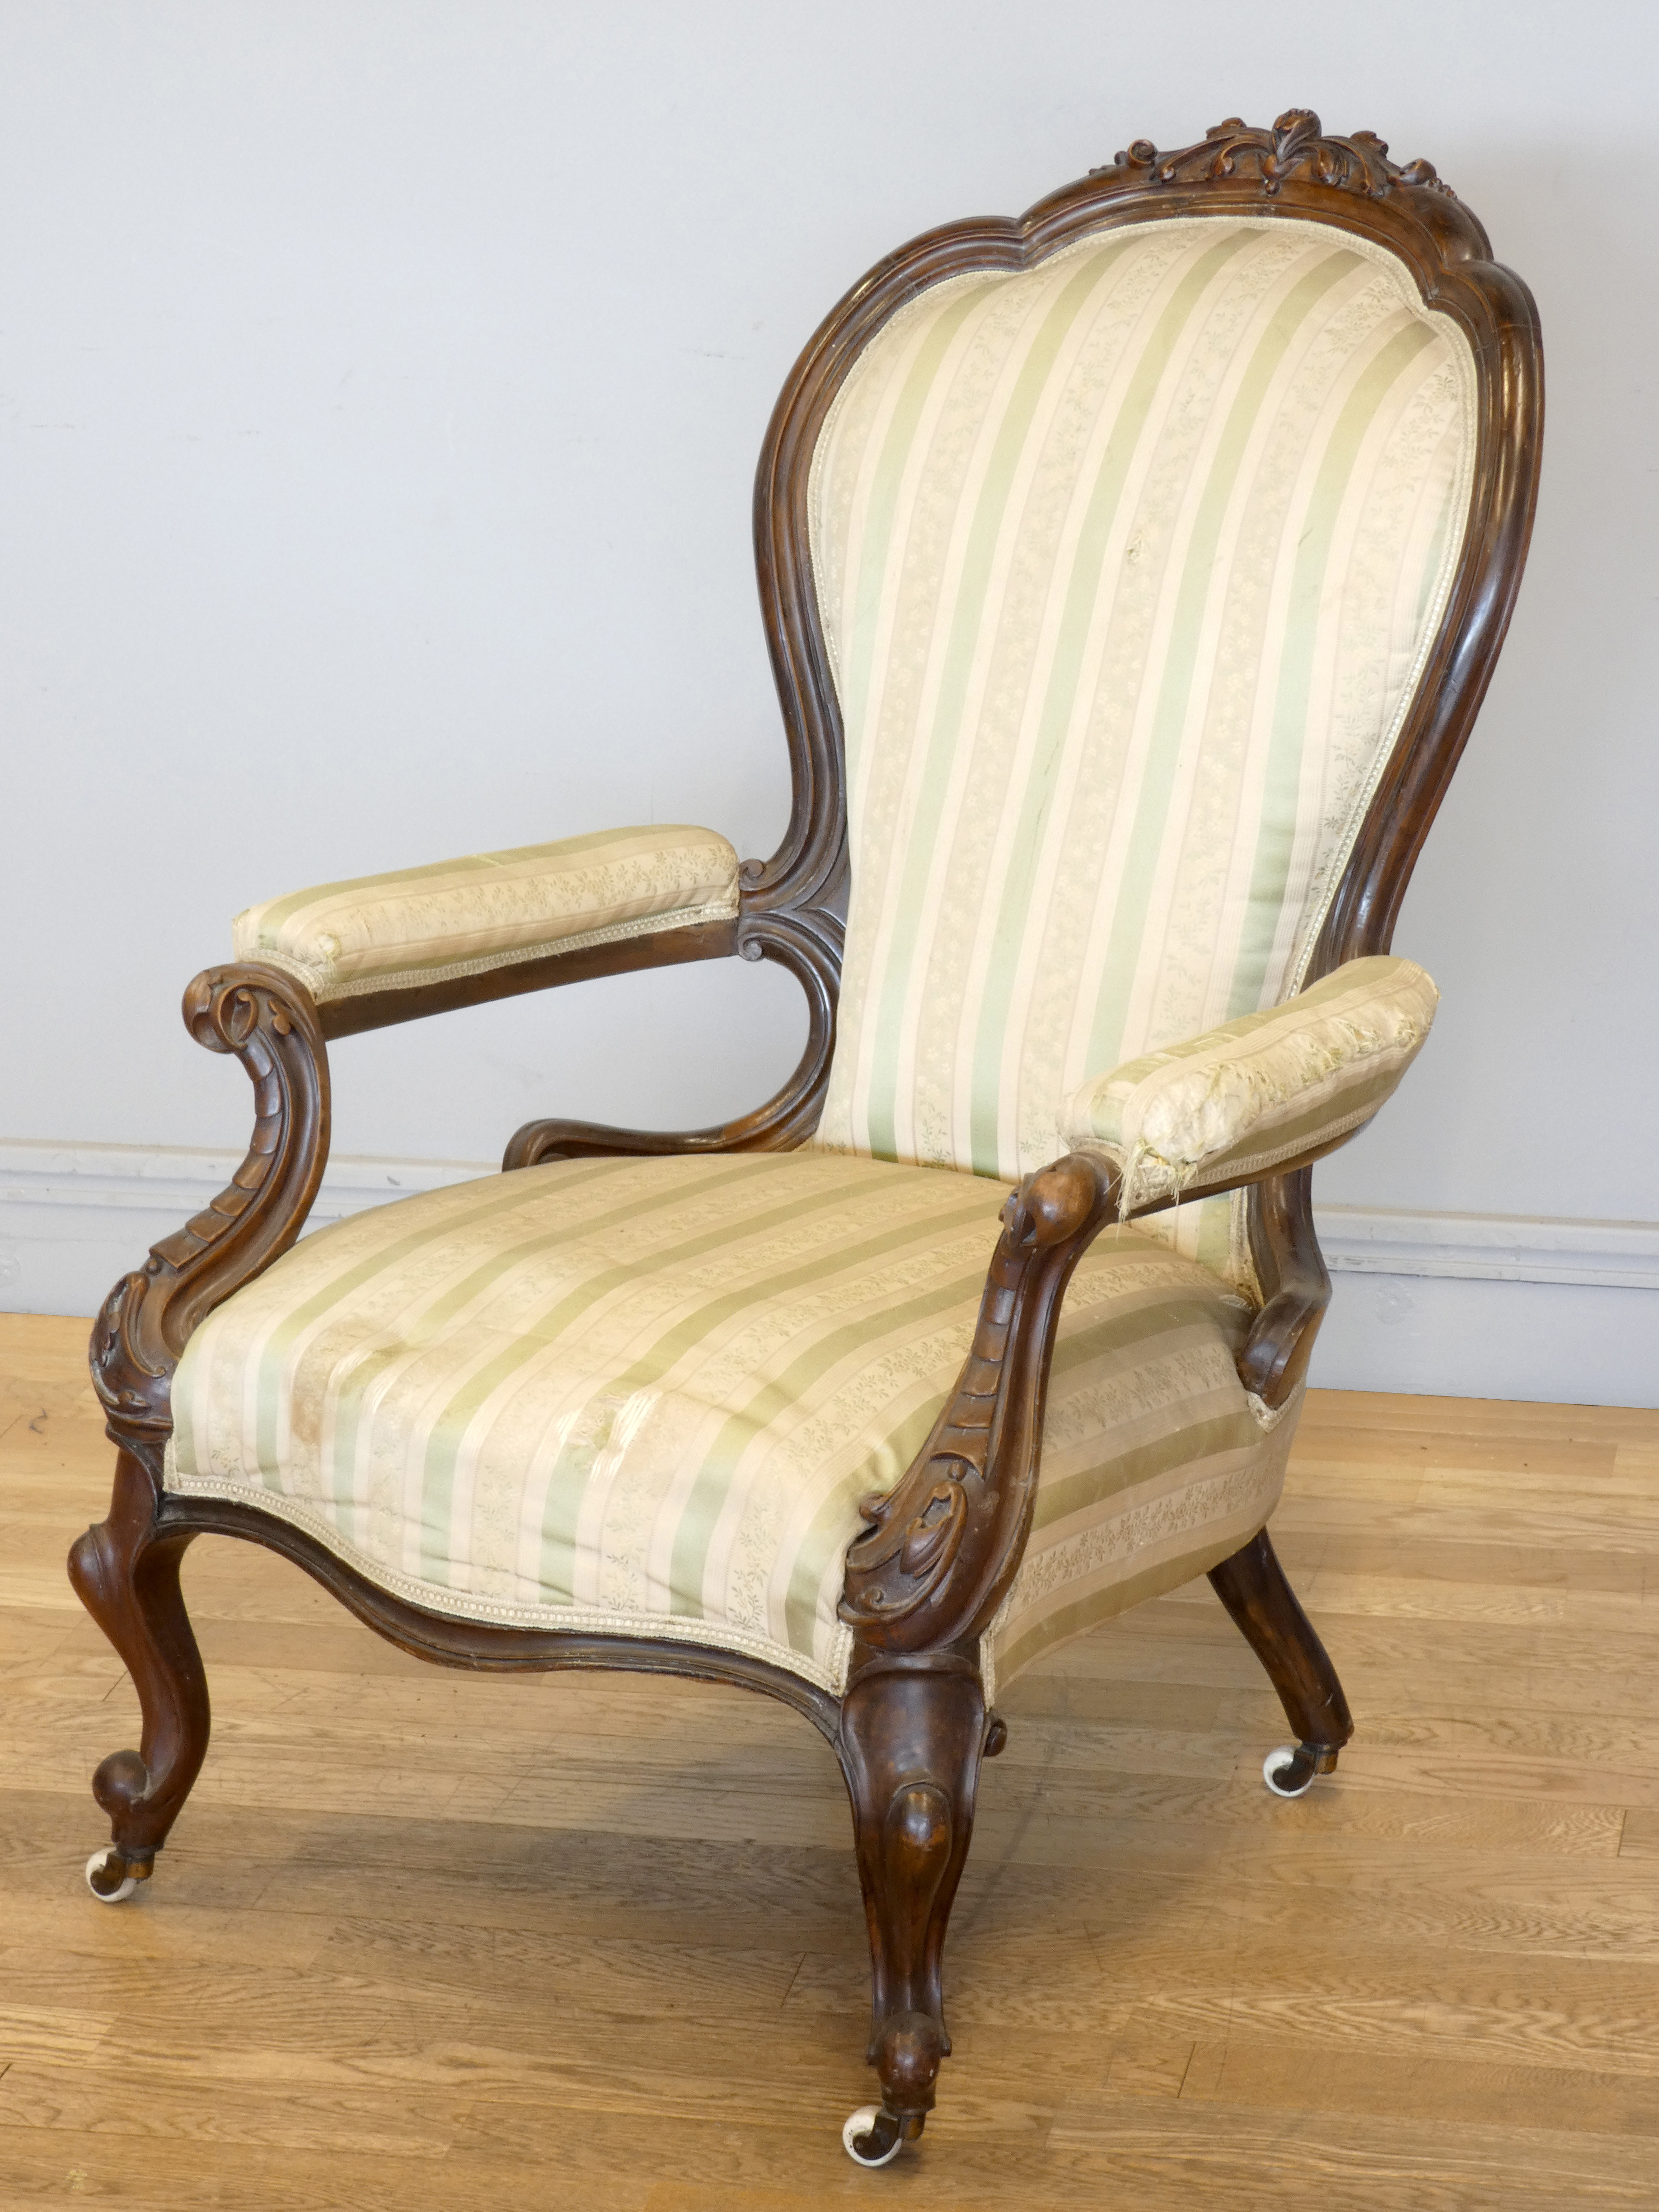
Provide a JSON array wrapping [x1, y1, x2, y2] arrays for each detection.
[[1304, 1208, 1658, 1405], [2, 1140, 1654, 1406], [1313, 1203, 1659, 1289], [0, 1138, 488, 1227], [0, 1139, 489, 1317]]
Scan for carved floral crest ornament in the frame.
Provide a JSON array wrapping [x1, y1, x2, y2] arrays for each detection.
[[1105, 107, 1455, 201], [67, 108, 1540, 2173]]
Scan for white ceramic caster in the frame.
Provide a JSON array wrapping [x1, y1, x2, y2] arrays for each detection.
[[842, 2104, 904, 2167], [1263, 1744, 1317, 1799], [85, 1850, 138, 1903]]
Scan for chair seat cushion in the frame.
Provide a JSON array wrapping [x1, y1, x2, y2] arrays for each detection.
[[166, 1152, 1298, 1693]]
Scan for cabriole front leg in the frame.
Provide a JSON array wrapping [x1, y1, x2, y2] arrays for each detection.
[[68, 1452, 209, 1898], [836, 1655, 986, 2163]]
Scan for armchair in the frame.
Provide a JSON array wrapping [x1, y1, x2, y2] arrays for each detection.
[[70, 108, 1542, 2170]]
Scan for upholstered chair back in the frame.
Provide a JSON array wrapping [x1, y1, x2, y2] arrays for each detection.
[[808, 214, 1476, 1289]]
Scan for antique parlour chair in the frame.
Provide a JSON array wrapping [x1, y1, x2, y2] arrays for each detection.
[[72, 110, 1541, 2167]]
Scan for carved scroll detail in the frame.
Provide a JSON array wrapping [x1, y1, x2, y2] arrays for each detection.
[[90, 965, 331, 1460], [1239, 1165, 1331, 1409], [839, 1155, 1111, 1650], [504, 901, 841, 1168], [1107, 109, 1455, 202]]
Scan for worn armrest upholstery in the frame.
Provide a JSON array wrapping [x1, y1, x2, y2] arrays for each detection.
[[1060, 955, 1439, 1212], [232, 824, 741, 1004]]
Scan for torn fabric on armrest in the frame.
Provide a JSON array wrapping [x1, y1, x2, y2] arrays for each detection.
[[1059, 956, 1439, 1213]]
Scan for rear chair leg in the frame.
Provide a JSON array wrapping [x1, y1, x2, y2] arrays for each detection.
[[1207, 1528, 1351, 1799], [67, 1450, 210, 1898]]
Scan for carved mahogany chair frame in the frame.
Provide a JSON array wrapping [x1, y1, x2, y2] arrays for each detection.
[[72, 111, 1542, 2163]]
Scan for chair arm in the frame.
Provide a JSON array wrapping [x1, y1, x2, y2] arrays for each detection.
[[835, 960, 1434, 1657], [90, 965, 331, 1467], [1059, 956, 1439, 1213], [233, 824, 742, 1035]]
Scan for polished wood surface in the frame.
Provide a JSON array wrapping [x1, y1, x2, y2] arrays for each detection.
[[320, 917, 740, 1042], [14, 1311, 1659, 2208], [1207, 1527, 1353, 1785]]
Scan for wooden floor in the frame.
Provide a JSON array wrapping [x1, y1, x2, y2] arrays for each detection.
[[5, 1315, 1659, 2209]]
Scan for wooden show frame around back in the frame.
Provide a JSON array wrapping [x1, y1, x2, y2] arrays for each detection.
[[742, 111, 1542, 1368]]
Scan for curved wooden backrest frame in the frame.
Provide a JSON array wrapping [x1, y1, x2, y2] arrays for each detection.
[[745, 107, 1543, 1369]]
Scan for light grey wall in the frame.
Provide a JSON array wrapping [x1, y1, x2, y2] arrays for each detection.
[[2, 2, 1655, 1400]]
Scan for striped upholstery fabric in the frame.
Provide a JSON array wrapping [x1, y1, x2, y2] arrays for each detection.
[[1064, 954, 1438, 1212], [166, 1152, 1294, 1694], [809, 214, 1475, 1288], [234, 824, 740, 1004]]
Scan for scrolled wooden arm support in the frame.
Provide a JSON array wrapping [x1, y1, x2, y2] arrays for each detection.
[[839, 1153, 1116, 1654], [89, 963, 332, 1464], [1239, 1167, 1332, 1411], [503, 899, 841, 1168], [838, 1130, 1360, 1662]]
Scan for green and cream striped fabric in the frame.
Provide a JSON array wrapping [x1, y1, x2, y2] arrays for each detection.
[[809, 214, 1475, 1288], [233, 824, 740, 1003], [167, 1151, 1293, 1694], [1064, 954, 1439, 1212]]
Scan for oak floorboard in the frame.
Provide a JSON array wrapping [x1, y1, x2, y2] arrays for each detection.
[[0, 2130, 651, 2212], [1183, 2029, 1659, 2135], [1045, 2096, 1659, 2211], [4, 1316, 1659, 2207]]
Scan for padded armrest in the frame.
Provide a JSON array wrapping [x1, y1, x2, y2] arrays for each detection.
[[232, 824, 741, 1005], [1059, 955, 1439, 1211]]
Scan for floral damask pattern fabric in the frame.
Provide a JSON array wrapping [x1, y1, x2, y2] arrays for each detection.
[[1062, 954, 1439, 1212], [233, 824, 740, 1003], [166, 1151, 1292, 1694], [807, 214, 1475, 1289]]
